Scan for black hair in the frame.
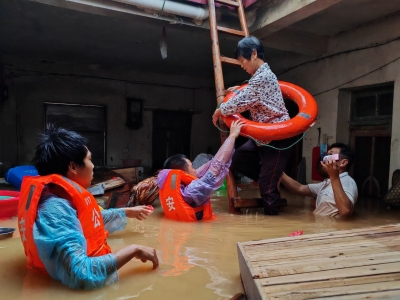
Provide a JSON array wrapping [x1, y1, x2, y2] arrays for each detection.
[[163, 154, 188, 171], [234, 36, 265, 61], [329, 143, 355, 170], [31, 125, 89, 176]]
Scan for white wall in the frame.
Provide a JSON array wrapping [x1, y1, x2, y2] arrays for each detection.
[[0, 56, 221, 176], [279, 13, 400, 185]]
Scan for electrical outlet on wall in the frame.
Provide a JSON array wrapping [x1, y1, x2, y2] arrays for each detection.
[[122, 147, 129, 153]]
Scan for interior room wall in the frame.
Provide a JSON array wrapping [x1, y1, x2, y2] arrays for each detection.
[[0, 56, 221, 176]]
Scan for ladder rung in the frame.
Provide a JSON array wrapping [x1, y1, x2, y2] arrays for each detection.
[[215, 0, 239, 7], [217, 26, 246, 37], [220, 56, 241, 65]]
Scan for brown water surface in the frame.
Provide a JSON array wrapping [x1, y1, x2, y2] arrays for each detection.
[[1, 185, 399, 299]]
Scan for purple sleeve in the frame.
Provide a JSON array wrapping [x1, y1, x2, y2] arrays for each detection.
[[182, 137, 235, 207], [196, 160, 212, 178]]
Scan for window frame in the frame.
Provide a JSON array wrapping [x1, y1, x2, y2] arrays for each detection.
[[350, 85, 394, 127], [43, 102, 107, 166]]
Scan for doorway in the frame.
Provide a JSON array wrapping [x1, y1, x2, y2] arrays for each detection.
[[152, 110, 192, 171], [349, 83, 393, 198], [351, 131, 391, 197]]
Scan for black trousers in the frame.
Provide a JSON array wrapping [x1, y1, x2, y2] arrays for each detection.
[[231, 138, 294, 215]]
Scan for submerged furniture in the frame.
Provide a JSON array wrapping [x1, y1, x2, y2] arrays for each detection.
[[0, 191, 20, 219], [5, 166, 38, 189], [383, 169, 400, 209]]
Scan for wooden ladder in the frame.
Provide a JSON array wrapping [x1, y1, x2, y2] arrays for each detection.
[[207, 0, 249, 214]]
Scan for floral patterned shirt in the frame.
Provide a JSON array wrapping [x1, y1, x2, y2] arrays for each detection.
[[220, 63, 289, 124]]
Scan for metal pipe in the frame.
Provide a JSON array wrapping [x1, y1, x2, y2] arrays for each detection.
[[111, 0, 209, 20], [31, 0, 202, 27]]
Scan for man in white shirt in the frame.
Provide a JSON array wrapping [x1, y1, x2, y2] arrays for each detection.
[[280, 143, 358, 218]]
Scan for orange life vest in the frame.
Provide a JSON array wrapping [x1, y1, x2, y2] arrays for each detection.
[[158, 170, 214, 222], [18, 174, 112, 274]]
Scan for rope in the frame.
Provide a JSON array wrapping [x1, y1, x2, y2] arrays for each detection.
[[161, 0, 167, 12], [215, 121, 309, 150]]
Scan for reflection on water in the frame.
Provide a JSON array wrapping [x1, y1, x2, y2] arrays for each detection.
[[1, 186, 399, 300]]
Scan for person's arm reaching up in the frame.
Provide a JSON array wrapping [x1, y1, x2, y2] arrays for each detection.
[[182, 120, 244, 206], [196, 160, 212, 178]]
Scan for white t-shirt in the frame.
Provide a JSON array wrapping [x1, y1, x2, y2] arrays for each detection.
[[308, 172, 358, 217]]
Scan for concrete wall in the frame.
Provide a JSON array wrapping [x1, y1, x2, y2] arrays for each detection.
[[279, 13, 400, 185], [0, 56, 221, 176]]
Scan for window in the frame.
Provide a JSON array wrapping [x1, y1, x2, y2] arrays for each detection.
[[350, 84, 394, 126], [44, 103, 107, 166]]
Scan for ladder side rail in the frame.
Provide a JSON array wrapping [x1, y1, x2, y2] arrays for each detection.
[[207, 0, 239, 213], [237, 0, 249, 36]]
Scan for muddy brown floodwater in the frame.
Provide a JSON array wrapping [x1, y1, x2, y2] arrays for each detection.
[[1, 185, 399, 300]]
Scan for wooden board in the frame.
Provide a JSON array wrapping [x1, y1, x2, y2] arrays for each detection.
[[112, 167, 139, 183], [89, 177, 126, 191], [237, 224, 400, 300], [102, 177, 126, 191], [232, 197, 263, 208]]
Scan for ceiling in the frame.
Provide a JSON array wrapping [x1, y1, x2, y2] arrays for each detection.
[[286, 0, 400, 36], [1, 0, 399, 80], [0, 0, 231, 78]]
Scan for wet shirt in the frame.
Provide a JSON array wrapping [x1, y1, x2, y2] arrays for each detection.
[[219, 63, 289, 124], [157, 137, 235, 207], [308, 172, 358, 217], [33, 193, 127, 289]]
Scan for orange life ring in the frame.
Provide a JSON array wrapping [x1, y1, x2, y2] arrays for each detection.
[[221, 81, 318, 141]]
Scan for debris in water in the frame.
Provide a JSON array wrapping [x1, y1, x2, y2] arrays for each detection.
[[289, 230, 303, 236]]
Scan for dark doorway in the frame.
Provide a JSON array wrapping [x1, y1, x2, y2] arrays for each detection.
[[352, 133, 391, 198], [152, 110, 192, 171], [349, 83, 393, 198]]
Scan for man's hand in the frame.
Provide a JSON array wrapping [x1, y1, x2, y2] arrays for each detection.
[[320, 158, 340, 179], [320, 158, 353, 217], [123, 206, 153, 220], [229, 120, 245, 139], [212, 108, 222, 127]]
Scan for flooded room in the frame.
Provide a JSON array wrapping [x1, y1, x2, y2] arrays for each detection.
[[1, 0, 400, 299]]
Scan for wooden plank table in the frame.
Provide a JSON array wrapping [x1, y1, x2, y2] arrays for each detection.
[[237, 224, 400, 300]]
